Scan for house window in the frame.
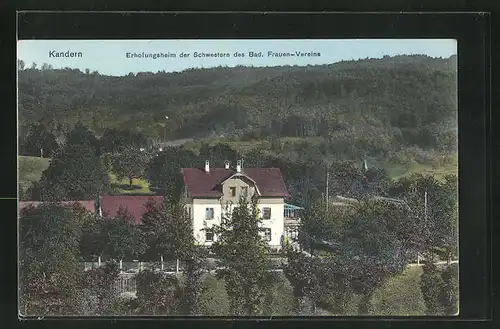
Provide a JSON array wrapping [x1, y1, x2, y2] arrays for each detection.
[[205, 230, 214, 242], [241, 186, 248, 197], [205, 207, 214, 219], [263, 207, 271, 220], [263, 228, 272, 242], [230, 187, 236, 197]]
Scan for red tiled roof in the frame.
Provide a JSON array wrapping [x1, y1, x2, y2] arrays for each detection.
[[181, 167, 289, 198], [18, 200, 96, 214], [99, 196, 164, 225]]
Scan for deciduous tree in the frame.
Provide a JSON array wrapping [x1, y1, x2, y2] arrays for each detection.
[[420, 258, 444, 315], [80, 261, 121, 315], [37, 143, 109, 201], [146, 146, 198, 198], [19, 203, 87, 316], [179, 246, 208, 315], [282, 247, 322, 315], [111, 146, 150, 187], [100, 128, 148, 153], [132, 270, 182, 315], [439, 263, 459, 315], [337, 200, 408, 314], [393, 173, 458, 261], [80, 208, 147, 262], [66, 122, 100, 152], [21, 122, 58, 157]]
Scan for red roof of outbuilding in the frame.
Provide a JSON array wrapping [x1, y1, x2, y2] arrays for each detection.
[[181, 167, 289, 198], [99, 196, 164, 224], [18, 200, 96, 214]]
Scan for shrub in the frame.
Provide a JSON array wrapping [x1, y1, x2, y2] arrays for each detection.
[[262, 273, 295, 316], [371, 266, 426, 315], [134, 269, 182, 315], [439, 263, 459, 315], [420, 261, 444, 315], [198, 274, 230, 315]]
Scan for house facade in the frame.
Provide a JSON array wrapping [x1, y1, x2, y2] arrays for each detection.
[[181, 160, 290, 249]]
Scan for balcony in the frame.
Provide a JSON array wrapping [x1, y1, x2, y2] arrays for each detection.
[[284, 203, 303, 228]]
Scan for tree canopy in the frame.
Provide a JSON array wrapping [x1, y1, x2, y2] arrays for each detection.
[[140, 199, 195, 261], [35, 143, 109, 201], [19, 203, 88, 315], [211, 197, 272, 316], [18, 55, 457, 160]]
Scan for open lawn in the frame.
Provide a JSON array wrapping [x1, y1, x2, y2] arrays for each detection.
[[108, 173, 153, 195], [18, 156, 50, 192]]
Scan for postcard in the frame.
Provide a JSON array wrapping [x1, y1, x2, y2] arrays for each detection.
[[17, 38, 458, 317]]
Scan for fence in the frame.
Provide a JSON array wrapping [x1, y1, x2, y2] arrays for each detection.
[[82, 260, 183, 297], [82, 260, 185, 273], [112, 273, 137, 296]]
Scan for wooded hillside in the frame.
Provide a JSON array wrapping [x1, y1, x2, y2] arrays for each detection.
[[18, 54, 457, 159]]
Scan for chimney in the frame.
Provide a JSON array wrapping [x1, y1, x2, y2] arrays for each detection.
[[236, 160, 242, 173], [205, 160, 210, 173], [224, 160, 230, 169]]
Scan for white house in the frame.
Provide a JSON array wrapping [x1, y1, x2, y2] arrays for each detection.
[[181, 160, 290, 249]]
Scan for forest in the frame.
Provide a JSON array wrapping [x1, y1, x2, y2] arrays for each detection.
[[17, 54, 459, 317], [18, 54, 457, 156]]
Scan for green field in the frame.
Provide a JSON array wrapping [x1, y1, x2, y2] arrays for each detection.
[[197, 266, 425, 316], [18, 156, 51, 182], [18, 155, 51, 192], [371, 266, 426, 315], [18, 155, 153, 196], [387, 155, 458, 182], [108, 173, 153, 195]]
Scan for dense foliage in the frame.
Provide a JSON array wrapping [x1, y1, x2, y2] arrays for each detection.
[[18, 55, 457, 160], [19, 203, 87, 315], [211, 197, 272, 316], [80, 208, 147, 262], [110, 146, 152, 187], [32, 143, 109, 201], [17, 55, 459, 317], [133, 270, 182, 315], [140, 199, 195, 261]]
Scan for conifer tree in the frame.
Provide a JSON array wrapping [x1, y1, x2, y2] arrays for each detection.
[[211, 197, 271, 316]]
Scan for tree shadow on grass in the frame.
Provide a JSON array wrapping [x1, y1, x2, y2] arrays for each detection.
[[113, 184, 143, 191]]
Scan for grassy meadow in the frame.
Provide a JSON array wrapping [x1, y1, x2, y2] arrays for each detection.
[[197, 266, 425, 316], [18, 155, 50, 182], [386, 154, 458, 182], [18, 155, 50, 193], [18, 155, 154, 196], [108, 173, 153, 195]]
